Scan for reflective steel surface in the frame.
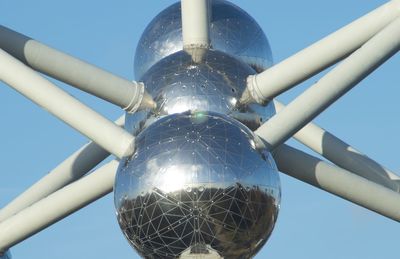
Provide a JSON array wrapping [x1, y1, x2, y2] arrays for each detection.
[[115, 112, 281, 259], [120, 1, 280, 257], [134, 0, 273, 79], [126, 49, 275, 136]]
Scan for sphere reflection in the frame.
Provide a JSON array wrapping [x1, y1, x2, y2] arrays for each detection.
[[134, 0, 273, 79], [115, 112, 281, 258], [126, 49, 275, 136]]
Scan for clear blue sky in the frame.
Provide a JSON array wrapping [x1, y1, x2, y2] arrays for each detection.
[[1, 0, 400, 258]]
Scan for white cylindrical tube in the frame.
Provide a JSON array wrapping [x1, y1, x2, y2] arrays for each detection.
[[181, 0, 211, 49], [273, 100, 400, 192], [0, 160, 118, 252], [255, 17, 400, 150], [273, 144, 400, 222], [0, 49, 134, 159], [243, 0, 400, 104], [0, 116, 124, 222], [0, 25, 155, 112]]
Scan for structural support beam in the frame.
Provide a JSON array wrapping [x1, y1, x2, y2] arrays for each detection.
[[273, 145, 400, 222], [274, 100, 400, 192], [255, 17, 400, 150], [241, 0, 400, 104], [0, 116, 124, 222], [0, 49, 134, 159], [0, 26, 155, 112], [181, 0, 211, 49], [0, 160, 118, 252], [0, 142, 108, 221]]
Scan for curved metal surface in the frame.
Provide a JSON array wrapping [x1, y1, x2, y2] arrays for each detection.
[[115, 112, 281, 258], [134, 0, 273, 79], [126, 49, 275, 136]]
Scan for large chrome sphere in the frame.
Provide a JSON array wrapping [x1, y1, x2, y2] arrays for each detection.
[[115, 111, 281, 258], [134, 0, 273, 79], [126, 49, 275, 136]]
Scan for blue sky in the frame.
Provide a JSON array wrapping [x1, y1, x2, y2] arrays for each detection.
[[1, 0, 400, 258]]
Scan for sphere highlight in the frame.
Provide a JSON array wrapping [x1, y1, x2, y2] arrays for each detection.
[[115, 112, 280, 258], [126, 49, 275, 137], [134, 0, 273, 79]]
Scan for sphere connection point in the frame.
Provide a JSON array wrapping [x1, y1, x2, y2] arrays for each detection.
[[115, 112, 281, 258], [126, 49, 275, 136], [117, 1, 280, 258], [134, 0, 273, 80]]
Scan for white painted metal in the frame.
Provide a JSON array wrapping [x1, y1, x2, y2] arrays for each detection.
[[180, 248, 222, 259], [274, 100, 400, 192], [0, 49, 135, 159], [0, 26, 156, 112], [0, 116, 124, 222], [0, 160, 118, 252], [255, 17, 400, 150], [242, 0, 400, 104], [181, 0, 211, 49], [273, 144, 400, 222]]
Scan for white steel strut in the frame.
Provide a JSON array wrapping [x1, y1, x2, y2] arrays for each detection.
[[242, 0, 400, 104], [273, 100, 400, 192], [0, 116, 125, 222], [1, 0, 400, 256], [273, 145, 400, 222], [181, 0, 211, 49], [0, 49, 135, 159], [0, 26, 155, 113], [255, 17, 400, 150], [0, 160, 118, 252]]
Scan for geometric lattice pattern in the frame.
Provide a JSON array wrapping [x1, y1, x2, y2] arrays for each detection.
[[115, 112, 280, 258], [134, 0, 272, 79], [126, 48, 275, 136], [118, 184, 278, 258]]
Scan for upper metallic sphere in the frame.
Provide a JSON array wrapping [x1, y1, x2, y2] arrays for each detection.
[[126, 49, 275, 136], [134, 0, 273, 80], [115, 112, 281, 259]]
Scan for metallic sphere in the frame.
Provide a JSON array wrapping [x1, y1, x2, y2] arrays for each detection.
[[134, 0, 273, 80], [115, 111, 281, 258], [125, 49, 275, 136]]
